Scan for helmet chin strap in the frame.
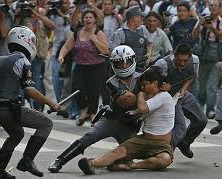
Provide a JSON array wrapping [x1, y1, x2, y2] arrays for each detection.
[[113, 60, 136, 78], [19, 50, 32, 62]]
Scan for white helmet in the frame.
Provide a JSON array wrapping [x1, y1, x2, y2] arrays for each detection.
[[110, 45, 136, 78], [7, 26, 37, 61]]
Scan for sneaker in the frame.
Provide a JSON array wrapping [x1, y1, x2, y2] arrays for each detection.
[[177, 142, 194, 158], [78, 158, 95, 175], [210, 122, 222, 135], [56, 110, 69, 118], [70, 114, 80, 120]]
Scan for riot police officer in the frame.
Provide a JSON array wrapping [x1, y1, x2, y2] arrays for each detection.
[[0, 26, 60, 179], [48, 45, 142, 173]]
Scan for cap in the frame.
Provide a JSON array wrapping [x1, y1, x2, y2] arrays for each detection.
[[126, 6, 146, 21]]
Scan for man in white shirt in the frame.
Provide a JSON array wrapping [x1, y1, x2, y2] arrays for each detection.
[[145, 11, 172, 67], [77, 66, 175, 175]]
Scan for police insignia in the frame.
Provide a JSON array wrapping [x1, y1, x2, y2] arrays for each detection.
[[139, 38, 144, 44]]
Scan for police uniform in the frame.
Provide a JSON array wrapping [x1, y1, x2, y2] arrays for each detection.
[[109, 24, 152, 72], [78, 72, 141, 148], [109, 6, 153, 72], [48, 45, 142, 173], [0, 51, 53, 178]]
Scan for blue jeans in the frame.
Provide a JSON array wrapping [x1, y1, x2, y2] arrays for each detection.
[[172, 92, 208, 147], [199, 62, 221, 113], [71, 99, 80, 118], [70, 63, 80, 117], [215, 85, 222, 122], [51, 55, 64, 102], [190, 78, 200, 102]]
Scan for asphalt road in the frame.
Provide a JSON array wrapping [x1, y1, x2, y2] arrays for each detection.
[[1, 112, 222, 179]]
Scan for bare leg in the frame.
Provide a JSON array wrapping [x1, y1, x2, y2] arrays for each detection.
[[92, 146, 127, 168], [131, 152, 172, 170]]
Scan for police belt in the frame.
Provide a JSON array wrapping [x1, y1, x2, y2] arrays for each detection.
[[0, 98, 21, 107]]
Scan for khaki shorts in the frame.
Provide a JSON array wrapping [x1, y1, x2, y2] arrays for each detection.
[[120, 134, 174, 161]]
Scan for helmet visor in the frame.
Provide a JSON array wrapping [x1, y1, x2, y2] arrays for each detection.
[[112, 56, 135, 69]]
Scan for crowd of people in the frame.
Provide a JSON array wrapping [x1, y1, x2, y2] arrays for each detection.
[[0, 0, 222, 178]]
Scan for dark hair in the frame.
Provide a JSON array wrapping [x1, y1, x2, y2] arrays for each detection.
[[126, 0, 145, 11], [177, 1, 190, 11], [174, 43, 192, 57], [146, 11, 161, 21], [8, 43, 31, 60], [82, 9, 98, 24], [158, 0, 172, 15], [102, 0, 114, 4], [140, 66, 164, 88]]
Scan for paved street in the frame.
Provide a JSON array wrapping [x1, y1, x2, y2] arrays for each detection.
[[1, 112, 222, 179]]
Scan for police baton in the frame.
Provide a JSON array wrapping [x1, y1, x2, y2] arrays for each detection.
[[99, 54, 110, 63], [47, 90, 80, 114], [170, 76, 193, 87]]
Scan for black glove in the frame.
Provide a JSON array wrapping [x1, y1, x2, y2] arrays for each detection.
[[91, 105, 112, 124]]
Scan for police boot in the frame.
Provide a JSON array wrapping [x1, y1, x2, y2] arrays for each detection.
[[0, 148, 16, 179], [17, 136, 46, 177], [48, 141, 84, 173]]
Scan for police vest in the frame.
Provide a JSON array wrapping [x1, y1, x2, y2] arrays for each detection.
[[106, 72, 141, 110], [122, 28, 148, 72], [166, 56, 195, 96], [0, 53, 25, 100]]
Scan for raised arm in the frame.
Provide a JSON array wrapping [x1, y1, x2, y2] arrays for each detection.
[[90, 30, 110, 54], [58, 35, 75, 64]]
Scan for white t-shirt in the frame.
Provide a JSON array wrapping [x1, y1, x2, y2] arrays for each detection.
[[142, 92, 175, 135]]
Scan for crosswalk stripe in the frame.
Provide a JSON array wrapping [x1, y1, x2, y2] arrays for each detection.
[[201, 128, 222, 137], [24, 128, 118, 150], [52, 119, 222, 138], [1, 125, 221, 153], [191, 141, 222, 148], [0, 138, 58, 152], [24, 128, 222, 150]]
